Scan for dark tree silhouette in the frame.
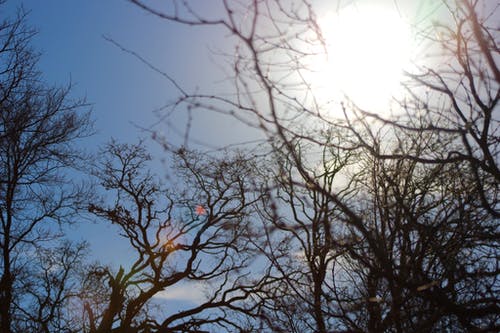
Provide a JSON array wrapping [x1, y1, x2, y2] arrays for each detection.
[[128, 0, 499, 332], [13, 242, 88, 333], [346, 0, 499, 218], [84, 141, 268, 333], [0, 4, 92, 332], [253, 134, 497, 332]]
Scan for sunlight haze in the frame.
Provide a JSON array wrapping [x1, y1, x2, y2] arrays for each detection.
[[312, 2, 415, 112]]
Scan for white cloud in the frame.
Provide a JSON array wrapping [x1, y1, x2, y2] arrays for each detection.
[[154, 282, 207, 303]]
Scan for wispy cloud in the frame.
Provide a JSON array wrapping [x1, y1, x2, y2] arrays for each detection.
[[154, 282, 207, 303]]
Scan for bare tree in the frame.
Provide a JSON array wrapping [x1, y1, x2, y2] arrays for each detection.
[[0, 4, 92, 332], [12, 242, 88, 333], [347, 0, 499, 217], [125, 0, 498, 332], [84, 141, 268, 333]]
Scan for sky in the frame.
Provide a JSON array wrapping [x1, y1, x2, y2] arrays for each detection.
[[5, 0, 451, 150], [5, 0, 249, 148], [2, 0, 457, 307], [8, 0, 447, 141]]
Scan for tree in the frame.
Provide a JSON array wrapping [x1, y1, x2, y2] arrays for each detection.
[[348, 0, 499, 218], [128, 0, 498, 332], [0, 4, 92, 332], [13, 242, 88, 333], [253, 134, 497, 332], [83, 141, 268, 333]]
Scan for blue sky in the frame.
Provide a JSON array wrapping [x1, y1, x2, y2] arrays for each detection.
[[7, 0, 246, 148], [6, 0, 448, 149]]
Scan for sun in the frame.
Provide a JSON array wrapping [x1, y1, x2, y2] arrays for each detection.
[[309, 4, 413, 113]]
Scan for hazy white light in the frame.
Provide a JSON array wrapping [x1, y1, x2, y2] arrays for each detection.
[[312, 5, 412, 112]]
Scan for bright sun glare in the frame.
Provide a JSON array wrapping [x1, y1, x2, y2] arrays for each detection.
[[311, 4, 413, 113]]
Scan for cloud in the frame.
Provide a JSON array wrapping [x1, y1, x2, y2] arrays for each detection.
[[154, 282, 207, 303]]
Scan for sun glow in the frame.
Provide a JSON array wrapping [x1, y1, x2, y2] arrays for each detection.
[[310, 4, 413, 113]]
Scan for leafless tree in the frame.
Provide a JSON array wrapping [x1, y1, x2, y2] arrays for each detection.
[[126, 0, 498, 332], [12, 242, 88, 333], [345, 0, 499, 217], [84, 141, 268, 333], [253, 132, 497, 332], [0, 3, 92, 332]]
